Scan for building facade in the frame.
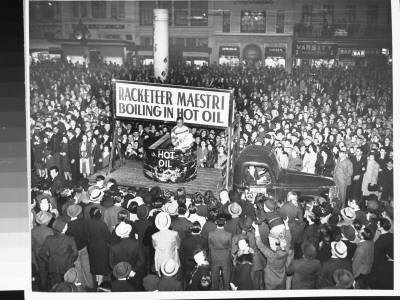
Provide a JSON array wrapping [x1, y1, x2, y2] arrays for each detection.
[[29, 0, 392, 71]]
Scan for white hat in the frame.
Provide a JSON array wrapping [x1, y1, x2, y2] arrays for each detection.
[[164, 202, 178, 216], [155, 212, 171, 231], [160, 259, 179, 277], [228, 202, 242, 217], [331, 240, 347, 258], [89, 188, 104, 202], [115, 222, 132, 238]]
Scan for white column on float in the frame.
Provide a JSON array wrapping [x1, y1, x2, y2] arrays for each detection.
[[153, 9, 169, 81]]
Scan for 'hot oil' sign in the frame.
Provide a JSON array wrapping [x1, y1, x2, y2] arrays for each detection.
[[157, 149, 175, 168]]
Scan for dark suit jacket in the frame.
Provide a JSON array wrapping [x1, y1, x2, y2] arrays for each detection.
[[186, 264, 211, 291], [224, 217, 241, 235], [109, 237, 145, 272], [158, 276, 183, 291], [111, 279, 136, 292], [51, 174, 65, 197], [373, 232, 393, 269], [316, 257, 352, 288], [244, 170, 259, 186], [39, 233, 78, 275], [171, 216, 193, 241], [200, 221, 217, 239], [32, 224, 54, 257], [68, 136, 80, 161], [180, 234, 208, 273], [65, 218, 88, 251], [208, 228, 232, 266], [287, 257, 321, 289], [350, 155, 367, 177]]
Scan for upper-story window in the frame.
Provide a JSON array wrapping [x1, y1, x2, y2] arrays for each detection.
[[111, 1, 125, 19], [92, 1, 107, 19], [241, 11, 266, 33], [139, 1, 156, 25], [191, 1, 208, 26], [345, 5, 356, 25], [276, 10, 285, 33]]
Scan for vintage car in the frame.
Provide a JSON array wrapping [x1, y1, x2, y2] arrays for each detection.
[[233, 145, 338, 202]]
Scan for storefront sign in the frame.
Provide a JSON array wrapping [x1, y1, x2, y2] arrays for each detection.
[[339, 48, 381, 57], [265, 47, 286, 57], [293, 42, 337, 58], [219, 46, 240, 56], [352, 50, 365, 57], [72, 24, 125, 30], [115, 81, 232, 128]]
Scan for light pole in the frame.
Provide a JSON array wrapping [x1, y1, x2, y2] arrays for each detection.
[[73, 19, 90, 45]]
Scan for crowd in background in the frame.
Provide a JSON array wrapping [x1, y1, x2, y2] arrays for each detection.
[[30, 58, 393, 292]]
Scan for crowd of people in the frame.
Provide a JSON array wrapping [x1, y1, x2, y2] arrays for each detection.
[[30, 58, 393, 292]]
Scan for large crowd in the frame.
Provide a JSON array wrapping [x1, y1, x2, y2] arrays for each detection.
[[30, 58, 393, 292]]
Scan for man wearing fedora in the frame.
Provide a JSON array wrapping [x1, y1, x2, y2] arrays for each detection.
[[316, 240, 352, 288], [31, 211, 54, 291], [320, 268, 354, 289], [208, 216, 233, 290], [84, 187, 106, 221], [39, 218, 79, 288], [65, 204, 93, 289], [109, 222, 145, 290], [64, 267, 86, 292], [158, 259, 183, 291], [152, 212, 181, 277], [111, 262, 136, 292], [337, 207, 356, 227], [224, 202, 242, 235], [340, 225, 357, 261]]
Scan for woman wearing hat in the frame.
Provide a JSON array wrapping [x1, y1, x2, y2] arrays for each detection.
[[152, 212, 181, 277], [86, 207, 111, 287], [230, 237, 255, 290], [186, 248, 211, 291], [361, 150, 380, 197]]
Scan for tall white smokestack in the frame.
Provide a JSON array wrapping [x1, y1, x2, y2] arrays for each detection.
[[153, 9, 169, 82]]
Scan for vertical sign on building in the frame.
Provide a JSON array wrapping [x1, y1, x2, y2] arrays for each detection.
[[153, 9, 169, 82]]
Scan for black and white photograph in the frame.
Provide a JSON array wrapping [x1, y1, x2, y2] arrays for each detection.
[[27, 0, 396, 297]]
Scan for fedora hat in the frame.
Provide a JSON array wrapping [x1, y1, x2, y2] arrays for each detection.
[[64, 267, 79, 284], [35, 211, 53, 225], [228, 202, 242, 217], [341, 225, 356, 241], [115, 222, 132, 238], [137, 204, 150, 220], [160, 259, 179, 277], [164, 202, 178, 216], [333, 268, 354, 289], [52, 218, 67, 234], [331, 240, 347, 258], [239, 216, 253, 232], [89, 188, 104, 202], [340, 207, 355, 221], [67, 204, 82, 218], [301, 242, 317, 260], [155, 212, 171, 231], [113, 262, 131, 279]]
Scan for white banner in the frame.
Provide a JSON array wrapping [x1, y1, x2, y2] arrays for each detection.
[[115, 81, 231, 128]]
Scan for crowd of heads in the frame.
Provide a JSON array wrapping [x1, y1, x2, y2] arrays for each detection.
[[30, 58, 393, 292]]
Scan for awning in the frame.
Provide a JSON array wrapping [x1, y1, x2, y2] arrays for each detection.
[[29, 39, 62, 52], [182, 52, 209, 58], [219, 46, 240, 56]]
